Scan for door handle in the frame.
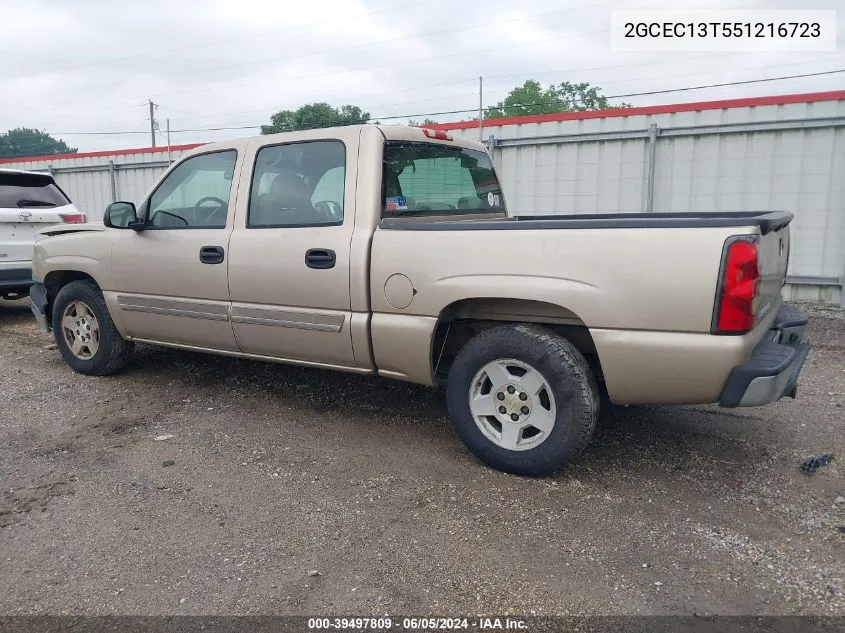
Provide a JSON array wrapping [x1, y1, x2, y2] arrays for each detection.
[[305, 248, 336, 269], [199, 245, 225, 265]]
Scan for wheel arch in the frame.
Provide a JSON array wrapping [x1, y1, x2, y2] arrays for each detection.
[[44, 270, 100, 293], [41, 271, 126, 337], [430, 297, 604, 389], [42, 271, 100, 321]]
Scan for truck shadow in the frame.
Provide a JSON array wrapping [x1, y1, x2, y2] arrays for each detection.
[[127, 343, 773, 478], [130, 343, 446, 421], [0, 298, 33, 331], [583, 403, 764, 474], [0, 298, 31, 316]]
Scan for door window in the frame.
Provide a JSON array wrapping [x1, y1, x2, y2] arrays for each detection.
[[248, 141, 346, 228], [147, 150, 237, 228]]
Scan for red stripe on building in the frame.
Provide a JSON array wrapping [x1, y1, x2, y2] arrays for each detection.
[[0, 143, 206, 165], [4, 90, 843, 163], [424, 90, 845, 131]]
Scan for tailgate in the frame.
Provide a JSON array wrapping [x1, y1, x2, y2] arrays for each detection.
[[755, 221, 791, 325]]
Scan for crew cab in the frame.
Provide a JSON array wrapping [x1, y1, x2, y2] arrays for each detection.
[[0, 168, 86, 300], [28, 124, 810, 476]]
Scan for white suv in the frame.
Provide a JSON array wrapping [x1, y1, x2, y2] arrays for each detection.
[[0, 168, 86, 300]]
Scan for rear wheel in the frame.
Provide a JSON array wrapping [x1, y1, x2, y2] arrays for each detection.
[[446, 323, 600, 476], [52, 280, 133, 375]]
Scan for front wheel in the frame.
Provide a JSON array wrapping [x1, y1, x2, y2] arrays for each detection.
[[446, 324, 600, 476], [51, 280, 134, 376]]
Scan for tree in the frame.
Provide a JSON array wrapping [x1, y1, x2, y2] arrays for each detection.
[[408, 118, 438, 126], [261, 103, 370, 134], [485, 80, 630, 119], [0, 128, 77, 159]]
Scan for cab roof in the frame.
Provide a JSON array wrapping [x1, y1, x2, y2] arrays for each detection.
[[183, 124, 489, 158]]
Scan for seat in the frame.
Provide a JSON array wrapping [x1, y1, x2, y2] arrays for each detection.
[[383, 166, 402, 198], [251, 170, 314, 226], [458, 195, 482, 210]]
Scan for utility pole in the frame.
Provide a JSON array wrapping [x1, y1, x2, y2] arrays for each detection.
[[166, 118, 172, 164], [478, 76, 484, 141], [148, 99, 158, 147]]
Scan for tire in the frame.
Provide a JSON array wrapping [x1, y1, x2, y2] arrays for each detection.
[[446, 323, 600, 477], [51, 280, 134, 376]]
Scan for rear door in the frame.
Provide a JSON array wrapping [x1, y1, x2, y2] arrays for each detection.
[[0, 170, 84, 263], [226, 132, 358, 368]]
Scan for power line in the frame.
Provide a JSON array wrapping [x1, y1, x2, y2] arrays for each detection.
[[55, 68, 832, 137], [18, 0, 453, 76], [19, 2, 800, 116], [604, 69, 845, 100], [145, 50, 835, 127], [16, 0, 620, 104], [165, 67, 845, 133], [41, 30, 602, 109], [16, 48, 766, 120], [457, 57, 845, 112], [190, 55, 845, 130], [23, 68, 845, 143]]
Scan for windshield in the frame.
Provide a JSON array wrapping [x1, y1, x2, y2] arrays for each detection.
[[0, 171, 71, 209], [382, 141, 505, 218]]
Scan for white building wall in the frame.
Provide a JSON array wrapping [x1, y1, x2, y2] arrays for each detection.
[[3, 94, 844, 304], [0, 145, 200, 220], [445, 95, 845, 304]]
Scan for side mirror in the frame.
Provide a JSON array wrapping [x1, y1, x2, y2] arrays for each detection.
[[104, 201, 143, 230]]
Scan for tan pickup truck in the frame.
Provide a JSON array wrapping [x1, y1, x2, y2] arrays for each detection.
[[29, 124, 810, 476]]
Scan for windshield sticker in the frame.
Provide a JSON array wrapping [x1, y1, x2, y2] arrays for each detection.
[[487, 192, 500, 208], [385, 196, 408, 212]]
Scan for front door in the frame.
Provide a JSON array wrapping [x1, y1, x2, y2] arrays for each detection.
[[227, 136, 356, 368], [107, 149, 242, 351]]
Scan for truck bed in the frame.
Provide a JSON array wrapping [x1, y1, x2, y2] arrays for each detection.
[[381, 210, 794, 235]]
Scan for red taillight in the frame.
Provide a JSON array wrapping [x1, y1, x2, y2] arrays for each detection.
[[715, 239, 759, 333], [59, 212, 87, 224], [422, 128, 452, 141]]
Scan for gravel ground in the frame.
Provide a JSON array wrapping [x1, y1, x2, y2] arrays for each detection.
[[0, 298, 843, 616]]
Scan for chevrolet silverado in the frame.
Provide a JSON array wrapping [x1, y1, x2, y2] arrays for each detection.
[[28, 124, 810, 476]]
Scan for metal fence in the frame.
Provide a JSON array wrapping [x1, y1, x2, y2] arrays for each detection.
[[4, 93, 844, 306], [1, 144, 201, 224], [443, 95, 845, 307]]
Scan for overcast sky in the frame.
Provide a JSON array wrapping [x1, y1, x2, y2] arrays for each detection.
[[1, 0, 842, 152]]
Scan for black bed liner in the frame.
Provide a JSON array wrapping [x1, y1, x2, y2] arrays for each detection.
[[380, 210, 793, 236]]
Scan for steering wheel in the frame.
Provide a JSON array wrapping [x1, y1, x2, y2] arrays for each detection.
[[313, 200, 343, 222], [194, 196, 228, 225], [153, 210, 189, 227]]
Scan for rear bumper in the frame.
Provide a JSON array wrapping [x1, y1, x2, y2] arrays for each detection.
[[29, 282, 50, 332], [0, 266, 33, 290], [718, 304, 810, 408]]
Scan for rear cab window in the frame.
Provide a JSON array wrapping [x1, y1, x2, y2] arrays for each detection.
[[0, 171, 71, 209], [381, 141, 505, 219]]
